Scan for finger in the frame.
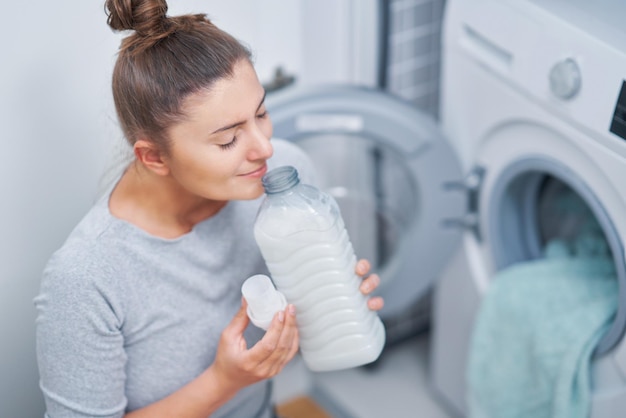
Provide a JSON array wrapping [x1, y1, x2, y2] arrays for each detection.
[[360, 273, 380, 295], [266, 304, 299, 374], [224, 301, 250, 338], [267, 304, 297, 360], [367, 296, 385, 311], [355, 259, 371, 276], [269, 326, 300, 378], [248, 309, 286, 363], [286, 325, 300, 361], [276, 304, 298, 361]]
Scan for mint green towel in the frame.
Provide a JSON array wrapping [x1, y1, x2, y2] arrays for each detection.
[[467, 244, 617, 418]]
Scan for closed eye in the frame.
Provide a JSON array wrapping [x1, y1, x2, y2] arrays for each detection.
[[219, 136, 238, 150]]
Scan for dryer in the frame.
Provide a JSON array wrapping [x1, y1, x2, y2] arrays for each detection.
[[431, 0, 626, 416]]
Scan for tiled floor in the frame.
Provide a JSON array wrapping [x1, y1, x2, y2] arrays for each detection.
[[274, 332, 455, 418]]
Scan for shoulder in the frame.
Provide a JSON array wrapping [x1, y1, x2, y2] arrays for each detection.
[[36, 228, 129, 336], [38, 204, 128, 308], [40, 235, 116, 303], [270, 138, 318, 185]]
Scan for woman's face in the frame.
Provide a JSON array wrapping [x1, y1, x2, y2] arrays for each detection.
[[163, 59, 273, 201]]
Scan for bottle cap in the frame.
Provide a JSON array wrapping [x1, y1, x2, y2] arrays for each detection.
[[241, 274, 287, 330], [262, 165, 300, 194]]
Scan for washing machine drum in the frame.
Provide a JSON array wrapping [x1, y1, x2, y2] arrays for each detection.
[[266, 85, 465, 318]]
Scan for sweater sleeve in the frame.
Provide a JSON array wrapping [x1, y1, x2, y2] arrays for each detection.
[[35, 249, 127, 418]]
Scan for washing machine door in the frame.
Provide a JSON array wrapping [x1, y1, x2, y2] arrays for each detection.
[[266, 85, 466, 317], [474, 122, 626, 355]]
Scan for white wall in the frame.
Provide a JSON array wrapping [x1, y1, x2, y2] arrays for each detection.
[[1, 3, 119, 416], [0, 1, 376, 416]]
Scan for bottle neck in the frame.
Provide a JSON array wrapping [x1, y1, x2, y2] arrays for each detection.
[[262, 165, 300, 195]]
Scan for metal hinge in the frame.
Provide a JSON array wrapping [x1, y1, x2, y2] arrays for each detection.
[[442, 166, 485, 241]]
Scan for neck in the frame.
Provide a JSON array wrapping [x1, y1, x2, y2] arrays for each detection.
[[109, 162, 226, 238]]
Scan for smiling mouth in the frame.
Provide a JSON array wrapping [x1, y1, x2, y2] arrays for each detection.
[[240, 164, 268, 178]]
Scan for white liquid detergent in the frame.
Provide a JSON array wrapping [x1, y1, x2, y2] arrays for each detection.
[[253, 165, 386, 371]]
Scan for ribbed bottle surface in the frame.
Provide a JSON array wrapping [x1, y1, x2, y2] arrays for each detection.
[[254, 166, 385, 371]]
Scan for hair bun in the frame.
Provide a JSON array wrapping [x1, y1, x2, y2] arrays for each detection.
[[105, 0, 168, 37]]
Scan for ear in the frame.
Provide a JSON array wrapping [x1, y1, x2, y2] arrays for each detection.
[[133, 139, 170, 176]]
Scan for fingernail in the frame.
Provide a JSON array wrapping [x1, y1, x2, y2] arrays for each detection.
[[288, 304, 296, 315], [362, 283, 371, 293], [278, 311, 285, 322]]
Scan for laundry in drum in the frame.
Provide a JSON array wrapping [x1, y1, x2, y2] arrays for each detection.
[[467, 182, 618, 418]]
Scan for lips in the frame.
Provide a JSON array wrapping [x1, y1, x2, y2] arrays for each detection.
[[240, 163, 268, 178]]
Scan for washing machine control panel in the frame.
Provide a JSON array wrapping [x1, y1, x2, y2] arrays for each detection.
[[610, 81, 626, 141]]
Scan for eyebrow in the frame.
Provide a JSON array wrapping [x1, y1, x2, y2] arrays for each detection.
[[211, 91, 267, 135]]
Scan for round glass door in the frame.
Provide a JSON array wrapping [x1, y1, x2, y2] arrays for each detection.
[[294, 133, 418, 286], [267, 84, 465, 317], [487, 157, 626, 354]]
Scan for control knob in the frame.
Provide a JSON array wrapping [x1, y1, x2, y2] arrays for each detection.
[[549, 58, 581, 100]]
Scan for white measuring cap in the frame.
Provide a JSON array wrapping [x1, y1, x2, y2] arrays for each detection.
[[241, 274, 287, 330]]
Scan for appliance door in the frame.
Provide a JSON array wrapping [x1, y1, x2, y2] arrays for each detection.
[[475, 122, 626, 356], [266, 85, 465, 318]]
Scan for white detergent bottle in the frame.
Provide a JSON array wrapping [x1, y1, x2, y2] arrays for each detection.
[[253, 165, 386, 371]]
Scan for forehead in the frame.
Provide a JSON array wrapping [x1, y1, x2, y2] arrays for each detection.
[[180, 60, 263, 120]]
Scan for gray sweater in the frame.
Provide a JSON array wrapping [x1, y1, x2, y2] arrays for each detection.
[[34, 139, 314, 418]]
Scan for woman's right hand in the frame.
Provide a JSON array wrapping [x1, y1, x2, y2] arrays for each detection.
[[211, 299, 299, 393], [123, 301, 298, 417]]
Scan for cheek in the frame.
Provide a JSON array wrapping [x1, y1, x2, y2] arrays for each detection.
[[171, 148, 229, 184], [264, 117, 274, 139]]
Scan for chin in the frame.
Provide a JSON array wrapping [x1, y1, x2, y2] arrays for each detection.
[[237, 184, 265, 201]]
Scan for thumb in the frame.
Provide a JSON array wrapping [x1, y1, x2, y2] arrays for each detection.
[[225, 299, 250, 337]]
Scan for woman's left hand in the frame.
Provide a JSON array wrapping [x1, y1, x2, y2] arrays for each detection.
[[355, 259, 384, 311]]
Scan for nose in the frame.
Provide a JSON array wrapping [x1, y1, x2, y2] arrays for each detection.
[[248, 122, 273, 160]]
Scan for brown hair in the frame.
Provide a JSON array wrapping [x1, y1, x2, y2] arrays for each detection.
[[105, 0, 252, 151]]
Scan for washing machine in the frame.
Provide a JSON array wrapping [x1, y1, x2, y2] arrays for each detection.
[[431, 0, 626, 416], [266, 0, 626, 415], [264, 0, 460, 338], [266, 84, 466, 323]]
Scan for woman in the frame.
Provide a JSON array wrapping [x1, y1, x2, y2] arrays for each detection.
[[34, 1, 383, 417]]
